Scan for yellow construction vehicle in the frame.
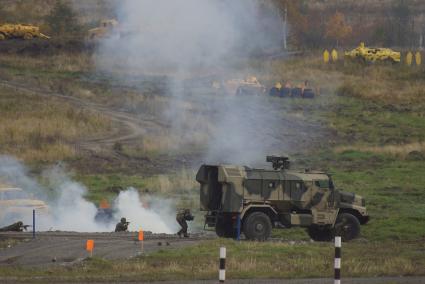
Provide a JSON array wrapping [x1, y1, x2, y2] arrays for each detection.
[[87, 19, 119, 40], [0, 24, 50, 40], [345, 42, 400, 63]]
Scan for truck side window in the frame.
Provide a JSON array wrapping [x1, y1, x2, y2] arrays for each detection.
[[315, 180, 329, 189]]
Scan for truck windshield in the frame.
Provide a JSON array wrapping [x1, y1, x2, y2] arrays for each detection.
[[315, 180, 329, 189]]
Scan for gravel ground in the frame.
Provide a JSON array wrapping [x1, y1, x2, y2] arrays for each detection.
[[0, 231, 206, 267]]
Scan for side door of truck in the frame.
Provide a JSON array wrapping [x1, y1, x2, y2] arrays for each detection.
[[311, 179, 338, 225]]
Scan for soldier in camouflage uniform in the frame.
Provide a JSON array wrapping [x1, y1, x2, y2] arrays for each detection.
[[114, 217, 129, 232], [176, 209, 194, 237], [0, 221, 29, 232]]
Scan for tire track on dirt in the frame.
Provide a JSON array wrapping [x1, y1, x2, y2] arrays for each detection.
[[0, 79, 166, 151]]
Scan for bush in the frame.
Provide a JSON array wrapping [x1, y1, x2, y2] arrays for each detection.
[[336, 81, 362, 98], [44, 1, 82, 37]]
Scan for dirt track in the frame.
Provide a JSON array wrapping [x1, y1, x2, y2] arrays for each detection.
[[0, 231, 209, 267], [0, 78, 196, 175], [0, 79, 160, 150]]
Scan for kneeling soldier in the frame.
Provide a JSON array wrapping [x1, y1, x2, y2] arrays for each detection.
[[115, 217, 129, 232], [176, 209, 194, 238]]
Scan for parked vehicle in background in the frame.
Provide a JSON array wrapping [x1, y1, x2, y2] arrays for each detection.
[[0, 24, 50, 40]]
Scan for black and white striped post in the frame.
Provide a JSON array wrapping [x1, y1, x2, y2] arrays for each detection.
[[219, 246, 226, 283], [334, 236, 341, 284]]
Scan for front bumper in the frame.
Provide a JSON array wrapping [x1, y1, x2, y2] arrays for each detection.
[[360, 215, 370, 225]]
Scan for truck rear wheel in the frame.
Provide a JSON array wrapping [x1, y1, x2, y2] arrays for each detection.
[[243, 212, 272, 241], [335, 213, 360, 241], [307, 226, 333, 242]]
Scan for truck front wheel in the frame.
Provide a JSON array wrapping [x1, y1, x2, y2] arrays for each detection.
[[307, 226, 333, 242], [335, 213, 361, 241], [243, 212, 272, 241]]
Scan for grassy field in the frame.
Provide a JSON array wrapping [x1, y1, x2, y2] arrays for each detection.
[[0, 239, 423, 282], [0, 84, 111, 162]]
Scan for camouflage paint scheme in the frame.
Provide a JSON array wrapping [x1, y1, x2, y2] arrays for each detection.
[[196, 160, 369, 239]]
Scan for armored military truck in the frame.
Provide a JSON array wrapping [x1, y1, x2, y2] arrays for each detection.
[[196, 156, 369, 242]]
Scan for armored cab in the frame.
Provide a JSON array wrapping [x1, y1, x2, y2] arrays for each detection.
[[196, 156, 369, 241]]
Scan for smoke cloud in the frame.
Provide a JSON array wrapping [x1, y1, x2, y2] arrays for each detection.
[[96, 0, 281, 74], [93, 0, 286, 167], [0, 156, 177, 233]]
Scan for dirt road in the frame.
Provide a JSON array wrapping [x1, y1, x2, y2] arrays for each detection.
[[0, 78, 195, 174], [0, 79, 161, 150], [0, 231, 207, 267]]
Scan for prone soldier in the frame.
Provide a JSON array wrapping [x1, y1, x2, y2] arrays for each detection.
[[0, 221, 31, 232], [176, 209, 194, 238]]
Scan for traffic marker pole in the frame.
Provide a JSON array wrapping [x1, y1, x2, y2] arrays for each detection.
[[236, 214, 241, 241], [32, 209, 35, 239], [334, 236, 341, 284], [138, 230, 144, 253], [219, 247, 226, 283], [86, 240, 94, 257]]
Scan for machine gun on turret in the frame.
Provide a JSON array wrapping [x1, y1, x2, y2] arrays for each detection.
[[266, 155, 290, 170]]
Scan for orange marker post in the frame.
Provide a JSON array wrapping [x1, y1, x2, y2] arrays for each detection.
[[86, 239, 94, 257], [138, 229, 144, 253]]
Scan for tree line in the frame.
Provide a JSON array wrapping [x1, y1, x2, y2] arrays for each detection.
[[272, 0, 421, 49]]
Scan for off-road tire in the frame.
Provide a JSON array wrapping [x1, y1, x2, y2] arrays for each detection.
[[215, 217, 235, 238], [307, 225, 333, 242], [335, 213, 361, 242], [280, 87, 291, 98], [303, 89, 315, 99], [243, 212, 272, 241], [291, 87, 303, 98], [269, 87, 280, 97]]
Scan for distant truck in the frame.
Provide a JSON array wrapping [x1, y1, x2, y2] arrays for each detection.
[[196, 156, 369, 242], [0, 186, 48, 225], [0, 24, 50, 40]]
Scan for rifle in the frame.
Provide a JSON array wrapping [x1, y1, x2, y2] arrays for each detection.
[[22, 225, 32, 231]]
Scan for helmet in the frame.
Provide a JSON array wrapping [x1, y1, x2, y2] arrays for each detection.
[[120, 217, 126, 223]]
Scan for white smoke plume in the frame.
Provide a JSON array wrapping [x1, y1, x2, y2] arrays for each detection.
[[0, 156, 177, 233], [92, 0, 286, 167], [96, 0, 282, 75]]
